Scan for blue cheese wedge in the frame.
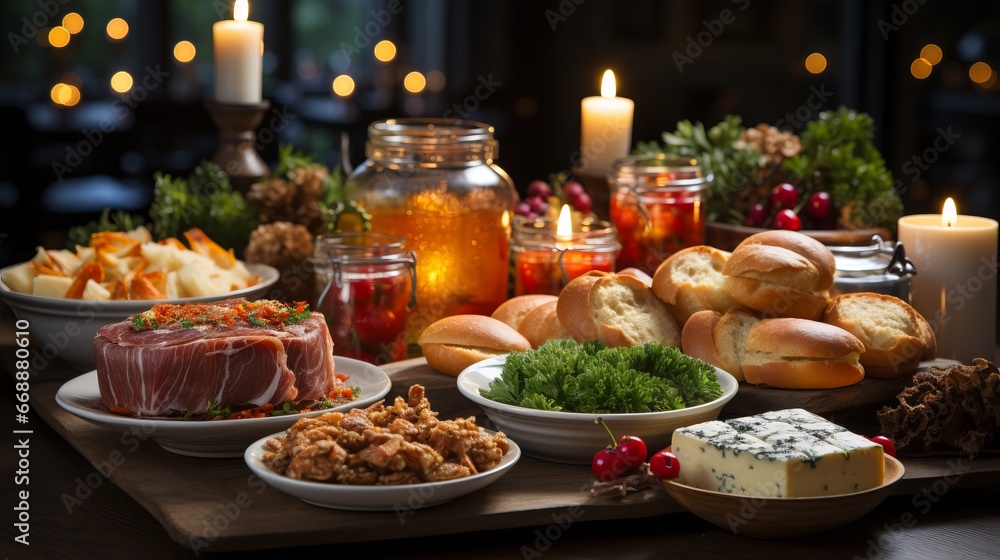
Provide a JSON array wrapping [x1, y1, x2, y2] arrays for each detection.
[[671, 408, 884, 497]]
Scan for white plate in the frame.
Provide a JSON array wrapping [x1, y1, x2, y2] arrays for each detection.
[[55, 357, 392, 458], [457, 356, 739, 464], [244, 429, 520, 511]]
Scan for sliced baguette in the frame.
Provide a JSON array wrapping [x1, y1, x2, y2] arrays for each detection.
[[822, 293, 928, 379], [518, 300, 573, 348], [591, 274, 680, 347], [652, 245, 737, 325]]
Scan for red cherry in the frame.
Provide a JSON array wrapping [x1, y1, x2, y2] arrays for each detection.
[[591, 448, 626, 481], [569, 192, 592, 214], [526, 180, 553, 199], [807, 191, 832, 220], [868, 435, 897, 458], [526, 196, 549, 215], [649, 449, 681, 479], [615, 435, 648, 469], [563, 181, 585, 198], [744, 203, 768, 228], [771, 183, 799, 209], [515, 202, 533, 217], [774, 209, 801, 231]]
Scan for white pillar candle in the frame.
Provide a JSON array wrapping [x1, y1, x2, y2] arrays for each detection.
[[897, 198, 998, 363], [213, 0, 263, 104], [580, 70, 634, 177]]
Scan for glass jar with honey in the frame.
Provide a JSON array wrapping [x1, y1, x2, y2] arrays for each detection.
[[345, 118, 517, 342], [609, 155, 711, 274]]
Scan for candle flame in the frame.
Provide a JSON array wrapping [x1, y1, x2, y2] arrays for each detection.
[[234, 0, 248, 21], [557, 204, 573, 238], [600, 69, 616, 98], [942, 197, 957, 227]]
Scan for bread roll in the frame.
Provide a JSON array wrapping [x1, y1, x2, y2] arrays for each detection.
[[681, 310, 723, 369], [735, 230, 836, 291], [518, 300, 573, 348], [822, 293, 929, 379], [742, 318, 865, 389], [418, 315, 531, 377], [491, 294, 558, 331], [556, 271, 609, 342], [652, 245, 737, 325], [723, 243, 829, 320], [591, 274, 680, 347], [712, 306, 760, 382], [915, 312, 938, 361], [618, 267, 653, 287]]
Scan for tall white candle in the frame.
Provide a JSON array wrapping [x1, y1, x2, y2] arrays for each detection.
[[580, 70, 634, 177], [898, 198, 998, 363], [213, 0, 263, 104]]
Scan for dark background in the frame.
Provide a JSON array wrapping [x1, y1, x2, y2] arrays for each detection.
[[0, 0, 998, 265]]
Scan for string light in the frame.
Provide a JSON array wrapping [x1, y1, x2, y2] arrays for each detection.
[[332, 75, 355, 97], [910, 58, 932, 79], [173, 40, 196, 63], [920, 44, 943, 65], [805, 53, 827, 74], [969, 61, 993, 84], [107, 18, 129, 40], [48, 26, 70, 48], [62, 13, 84, 34], [403, 71, 426, 93], [374, 40, 397, 62], [110, 71, 133, 93]]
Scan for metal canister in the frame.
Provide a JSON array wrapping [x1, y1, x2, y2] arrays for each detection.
[[828, 235, 916, 302]]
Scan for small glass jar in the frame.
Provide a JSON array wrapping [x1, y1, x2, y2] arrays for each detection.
[[313, 233, 416, 365], [609, 155, 712, 274], [345, 118, 517, 342], [511, 215, 620, 296]]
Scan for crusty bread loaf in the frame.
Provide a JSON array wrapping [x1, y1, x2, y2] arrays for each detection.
[[822, 293, 930, 379], [556, 271, 609, 342], [652, 245, 737, 325], [915, 312, 937, 361], [618, 267, 653, 287], [418, 315, 531, 377], [735, 230, 837, 291], [742, 318, 865, 388], [591, 274, 681, 347], [491, 294, 558, 331], [723, 238, 831, 320], [681, 310, 723, 370], [712, 306, 760, 382], [518, 300, 573, 348]]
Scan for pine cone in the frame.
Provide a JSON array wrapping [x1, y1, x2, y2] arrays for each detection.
[[741, 124, 802, 166], [293, 166, 328, 202], [247, 178, 298, 224], [244, 221, 314, 268]]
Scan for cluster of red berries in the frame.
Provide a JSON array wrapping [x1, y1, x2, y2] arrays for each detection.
[[515, 179, 593, 219], [591, 418, 679, 482], [743, 183, 835, 231]]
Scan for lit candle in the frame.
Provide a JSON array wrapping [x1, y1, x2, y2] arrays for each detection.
[[580, 70, 634, 177], [512, 207, 619, 296], [213, 0, 263, 104], [897, 198, 998, 363]]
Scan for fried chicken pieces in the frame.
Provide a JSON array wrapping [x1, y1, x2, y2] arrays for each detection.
[[262, 385, 510, 484]]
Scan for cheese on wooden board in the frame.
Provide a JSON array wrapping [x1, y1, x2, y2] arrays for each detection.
[[671, 408, 884, 497]]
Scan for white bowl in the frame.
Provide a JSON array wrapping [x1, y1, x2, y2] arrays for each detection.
[[0, 262, 279, 371], [457, 355, 739, 464]]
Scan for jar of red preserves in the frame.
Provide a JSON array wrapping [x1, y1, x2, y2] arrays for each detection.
[[609, 156, 711, 274], [314, 233, 416, 365]]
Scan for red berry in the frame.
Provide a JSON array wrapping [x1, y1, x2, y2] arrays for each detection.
[[774, 209, 801, 231], [526, 195, 548, 215], [563, 181, 585, 198], [771, 183, 799, 209], [807, 191, 832, 220], [569, 192, 592, 214], [591, 448, 626, 481], [868, 435, 897, 458], [615, 435, 648, 469], [744, 203, 768, 228], [515, 202, 533, 217], [527, 180, 553, 199], [649, 449, 680, 479]]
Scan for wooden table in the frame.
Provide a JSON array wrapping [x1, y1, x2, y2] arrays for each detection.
[[3, 352, 1000, 560]]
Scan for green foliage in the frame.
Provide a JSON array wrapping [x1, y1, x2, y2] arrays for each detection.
[[480, 340, 721, 414], [149, 161, 258, 256], [67, 208, 146, 249]]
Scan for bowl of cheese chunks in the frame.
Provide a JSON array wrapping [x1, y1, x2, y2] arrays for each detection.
[[0, 227, 277, 371]]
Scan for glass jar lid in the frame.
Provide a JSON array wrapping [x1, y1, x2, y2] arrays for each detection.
[[828, 236, 917, 278], [366, 118, 498, 166], [610, 154, 713, 192]]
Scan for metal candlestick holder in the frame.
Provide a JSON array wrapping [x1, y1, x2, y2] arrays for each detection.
[[204, 99, 270, 193]]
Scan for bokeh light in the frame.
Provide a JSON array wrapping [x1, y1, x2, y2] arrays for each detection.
[[969, 61, 993, 84], [910, 58, 933, 79], [805, 52, 827, 74], [403, 71, 426, 93], [920, 44, 943, 65], [48, 26, 70, 48], [332, 75, 355, 97], [62, 13, 84, 34], [427, 70, 446, 92], [110, 71, 133, 93], [107, 18, 129, 40], [173, 40, 196, 63], [374, 40, 397, 62]]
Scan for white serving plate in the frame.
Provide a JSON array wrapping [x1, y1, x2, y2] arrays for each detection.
[[0, 262, 279, 371], [457, 355, 739, 464], [55, 357, 391, 458], [244, 429, 520, 511]]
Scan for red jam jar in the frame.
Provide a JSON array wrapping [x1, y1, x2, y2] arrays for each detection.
[[511, 213, 619, 296], [609, 156, 711, 274], [314, 233, 416, 365]]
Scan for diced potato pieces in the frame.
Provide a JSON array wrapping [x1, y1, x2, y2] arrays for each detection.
[[127, 226, 153, 244], [32, 275, 73, 298], [177, 262, 223, 297], [128, 275, 164, 300], [65, 262, 105, 299], [165, 271, 181, 299], [3, 262, 36, 294], [82, 279, 111, 301], [47, 250, 83, 275]]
